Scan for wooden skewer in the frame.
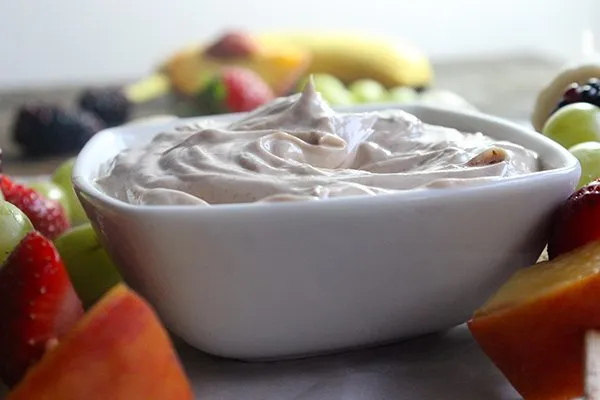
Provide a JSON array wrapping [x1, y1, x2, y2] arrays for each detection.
[[585, 330, 600, 399]]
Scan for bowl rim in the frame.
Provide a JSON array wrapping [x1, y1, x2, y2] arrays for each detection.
[[73, 103, 581, 214]]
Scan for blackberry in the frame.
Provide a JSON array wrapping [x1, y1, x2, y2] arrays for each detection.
[[554, 78, 600, 114], [78, 87, 131, 127], [12, 103, 105, 157], [588, 77, 600, 90]]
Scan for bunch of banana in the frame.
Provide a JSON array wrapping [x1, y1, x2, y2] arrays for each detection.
[[124, 31, 434, 104]]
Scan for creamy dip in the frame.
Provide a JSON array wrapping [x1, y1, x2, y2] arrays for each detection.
[[96, 80, 541, 206]]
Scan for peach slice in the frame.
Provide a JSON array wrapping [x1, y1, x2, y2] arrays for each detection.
[[468, 239, 600, 400], [7, 283, 194, 400]]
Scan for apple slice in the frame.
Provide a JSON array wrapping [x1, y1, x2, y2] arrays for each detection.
[[7, 283, 194, 400], [468, 239, 600, 400], [54, 223, 122, 309]]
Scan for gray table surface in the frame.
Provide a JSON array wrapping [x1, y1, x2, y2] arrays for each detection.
[[0, 54, 564, 399], [177, 325, 520, 399]]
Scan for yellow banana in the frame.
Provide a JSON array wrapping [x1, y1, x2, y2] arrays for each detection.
[[256, 32, 433, 89]]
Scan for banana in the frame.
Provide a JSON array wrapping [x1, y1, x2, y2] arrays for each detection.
[[125, 31, 433, 102], [256, 32, 433, 89], [532, 62, 600, 132]]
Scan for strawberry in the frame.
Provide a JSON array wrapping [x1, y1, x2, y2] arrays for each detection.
[[197, 67, 275, 113], [0, 231, 83, 387], [547, 179, 600, 259], [0, 175, 70, 240], [204, 31, 259, 59]]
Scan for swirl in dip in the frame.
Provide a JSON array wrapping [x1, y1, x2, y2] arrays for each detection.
[[95, 81, 541, 206]]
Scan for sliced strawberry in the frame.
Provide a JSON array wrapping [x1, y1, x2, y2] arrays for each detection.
[[0, 231, 83, 387], [0, 175, 70, 240], [547, 180, 600, 259], [197, 67, 275, 114]]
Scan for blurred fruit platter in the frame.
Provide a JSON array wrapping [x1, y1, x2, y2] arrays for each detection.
[[2, 30, 483, 163], [6, 29, 600, 398]]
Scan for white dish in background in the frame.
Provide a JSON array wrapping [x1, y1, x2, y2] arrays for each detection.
[[72, 104, 579, 361]]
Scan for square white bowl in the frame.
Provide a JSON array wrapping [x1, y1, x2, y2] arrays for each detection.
[[73, 104, 580, 361]]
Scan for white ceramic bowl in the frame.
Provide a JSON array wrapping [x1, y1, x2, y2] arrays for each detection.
[[73, 104, 580, 361]]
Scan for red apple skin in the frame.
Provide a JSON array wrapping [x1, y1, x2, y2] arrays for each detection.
[[7, 283, 194, 400], [468, 273, 600, 400]]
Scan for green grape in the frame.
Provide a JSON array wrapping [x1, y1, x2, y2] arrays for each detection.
[[51, 158, 88, 226], [27, 181, 70, 216], [568, 141, 600, 188], [299, 73, 345, 91], [388, 86, 418, 103], [542, 102, 600, 149], [348, 79, 387, 103], [54, 223, 122, 309], [0, 202, 34, 265], [300, 74, 355, 106]]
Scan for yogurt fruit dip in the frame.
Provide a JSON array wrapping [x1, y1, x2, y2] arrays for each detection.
[[96, 80, 541, 206]]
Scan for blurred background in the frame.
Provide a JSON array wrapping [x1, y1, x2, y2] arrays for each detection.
[[1, 0, 598, 88], [1, 0, 599, 175]]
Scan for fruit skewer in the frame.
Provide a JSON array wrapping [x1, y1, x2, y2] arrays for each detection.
[[468, 178, 600, 399], [0, 159, 191, 397], [533, 33, 600, 190], [532, 30, 600, 132]]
